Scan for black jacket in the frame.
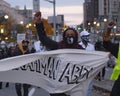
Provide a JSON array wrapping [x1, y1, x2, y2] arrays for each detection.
[[36, 22, 83, 50], [103, 41, 119, 58]]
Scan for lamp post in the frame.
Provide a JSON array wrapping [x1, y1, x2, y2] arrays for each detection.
[[103, 18, 108, 36], [4, 15, 9, 40], [44, 0, 56, 40]]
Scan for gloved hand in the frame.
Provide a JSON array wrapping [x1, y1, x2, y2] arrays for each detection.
[[103, 22, 115, 41]]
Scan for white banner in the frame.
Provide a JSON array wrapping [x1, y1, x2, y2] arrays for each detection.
[[0, 49, 109, 96]]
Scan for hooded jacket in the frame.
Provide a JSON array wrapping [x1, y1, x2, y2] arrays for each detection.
[[36, 22, 83, 50]]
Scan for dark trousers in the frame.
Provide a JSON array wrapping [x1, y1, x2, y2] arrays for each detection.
[[0, 82, 9, 89], [0, 82, 2, 89], [50, 93, 67, 96], [15, 83, 30, 96], [110, 76, 120, 96], [97, 67, 105, 81]]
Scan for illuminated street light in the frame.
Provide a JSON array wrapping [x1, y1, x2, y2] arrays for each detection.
[[96, 22, 100, 27], [20, 21, 24, 25], [1, 28, 4, 34], [5, 37, 8, 40], [88, 22, 91, 26], [93, 21, 97, 25], [44, 0, 56, 40], [103, 18, 107, 22], [28, 23, 32, 27], [4, 15, 9, 19]]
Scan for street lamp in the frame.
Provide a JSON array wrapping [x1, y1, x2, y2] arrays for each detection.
[[103, 18, 107, 22], [4, 15, 9, 20], [20, 21, 24, 25], [44, 0, 56, 40], [93, 21, 97, 25], [96, 22, 100, 27], [1, 28, 4, 34]]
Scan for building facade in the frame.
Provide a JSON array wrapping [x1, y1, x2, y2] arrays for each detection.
[[84, 0, 120, 29], [15, 6, 33, 24], [108, 0, 120, 25], [33, 0, 40, 14], [83, 0, 99, 29], [0, 0, 24, 24]]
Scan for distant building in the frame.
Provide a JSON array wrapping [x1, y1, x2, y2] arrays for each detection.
[[83, 0, 120, 29], [0, 0, 24, 24], [83, 0, 99, 29], [15, 6, 33, 24], [108, 0, 120, 25], [33, 0, 40, 14]]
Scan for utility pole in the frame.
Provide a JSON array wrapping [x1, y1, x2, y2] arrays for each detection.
[[44, 0, 56, 41]]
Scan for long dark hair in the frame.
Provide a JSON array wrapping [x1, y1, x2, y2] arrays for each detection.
[[62, 27, 78, 43]]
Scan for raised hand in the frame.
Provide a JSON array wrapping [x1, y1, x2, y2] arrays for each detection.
[[108, 22, 115, 29], [103, 22, 115, 41]]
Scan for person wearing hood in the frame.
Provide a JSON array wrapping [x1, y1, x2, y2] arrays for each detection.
[[34, 11, 84, 96], [79, 30, 95, 96], [34, 11, 84, 51]]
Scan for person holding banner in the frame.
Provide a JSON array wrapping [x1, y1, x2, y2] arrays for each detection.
[[79, 30, 95, 96], [15, 40, 31, 96], [102, 22, 120, 96], [34, 12, 84, 51], [34, 12, 84, 96]]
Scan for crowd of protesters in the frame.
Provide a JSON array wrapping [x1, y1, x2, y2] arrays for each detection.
[[0, 11, 117, 96], [0, 40, 37, 96], [34, 11, 111, 96]]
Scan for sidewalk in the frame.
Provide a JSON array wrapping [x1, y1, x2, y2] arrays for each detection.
[[93, 67, 115, 92]]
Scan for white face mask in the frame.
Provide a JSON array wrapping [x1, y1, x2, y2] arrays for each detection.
[[66, 36, 74, 44]]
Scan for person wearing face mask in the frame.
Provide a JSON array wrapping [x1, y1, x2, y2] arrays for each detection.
[[15, 40, 31, 96], [0, 40, 9, 89], [79, 31, 95, 96], [79, 30, 95, 51], [34, 11, 84, 96], [34, 11, 83, 51], [0, 40, 9, 59]]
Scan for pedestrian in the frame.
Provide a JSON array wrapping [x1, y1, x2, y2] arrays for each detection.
[[8, 44, 17, 57], [95, 41, 107, 81], [0, 40, 9, 89], [0, 40, 9, 59], [15, 40, 31, 96], [79, 30, 95, 96], [102, 22, 120, 96], [79, 30, 95, 51], [34, 11, 84, 96]]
